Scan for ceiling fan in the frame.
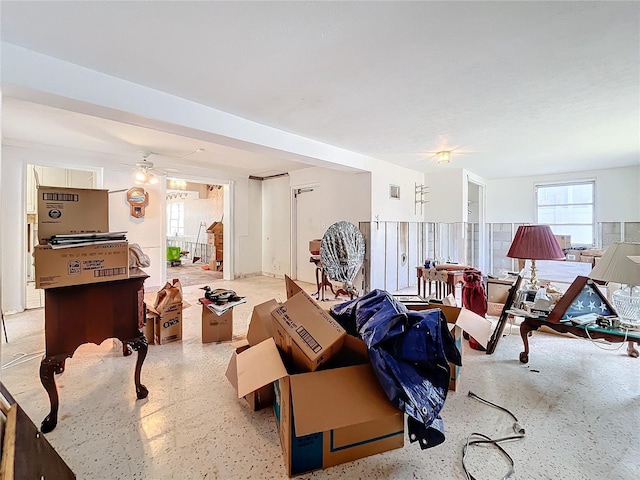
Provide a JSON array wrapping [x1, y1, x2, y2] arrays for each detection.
[[123, 151, 185, 185]]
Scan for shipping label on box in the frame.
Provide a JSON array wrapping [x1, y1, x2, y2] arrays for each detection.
[[149, 303, 183, 345], [34, 242, 129, 289], [201, 304, 233, 343], [38, 186, 109, 244], [271, 291, 346, 372]]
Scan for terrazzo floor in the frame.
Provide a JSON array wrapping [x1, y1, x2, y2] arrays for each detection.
[[2, 275, 638, 480]]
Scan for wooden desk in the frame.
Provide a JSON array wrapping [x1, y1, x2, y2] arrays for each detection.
[[39, 269, 149, 433], [519, 317, 640, 363], [416, 266, 466, 298]]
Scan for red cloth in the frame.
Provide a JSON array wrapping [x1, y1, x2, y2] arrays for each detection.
[[462, 268, 487, 351]]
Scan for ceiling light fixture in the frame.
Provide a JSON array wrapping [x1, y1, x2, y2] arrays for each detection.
[[135, 170, 158, 185], [436, 151, 451, 164]]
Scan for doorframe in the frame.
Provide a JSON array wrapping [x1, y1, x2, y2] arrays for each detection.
[[290, 183, 319, 281], [467, 176, 487, 273]]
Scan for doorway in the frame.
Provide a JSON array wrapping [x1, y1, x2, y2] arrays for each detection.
[[466, 178, 486, 273], [165, 179, 225, 287], [292, 185, 322, 284]]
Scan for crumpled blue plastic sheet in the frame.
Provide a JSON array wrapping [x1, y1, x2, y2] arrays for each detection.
[[331, 289, 462, 449]]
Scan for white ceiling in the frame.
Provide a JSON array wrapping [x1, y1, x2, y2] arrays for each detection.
[[1, 1, 639, 179]]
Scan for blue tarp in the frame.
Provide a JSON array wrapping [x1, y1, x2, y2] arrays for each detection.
[[331, 290, 461, 449]]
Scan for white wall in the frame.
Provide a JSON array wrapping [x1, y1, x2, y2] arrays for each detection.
[[423, 168, 466, 223], [261, 176, 290, 276], [234, 178, 263, 277], [369, 160, 424, 222], [486, 165, 640, 223], [104, 171, 165, 289]]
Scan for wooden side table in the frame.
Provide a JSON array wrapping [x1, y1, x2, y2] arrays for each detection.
[[39, 269, 149, 433], [417, 266, 466, 298]]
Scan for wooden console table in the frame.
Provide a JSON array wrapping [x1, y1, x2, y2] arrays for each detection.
[[519, 317, 640, 363], [40, 269, 149, 433], [416, 266, 466, 298]]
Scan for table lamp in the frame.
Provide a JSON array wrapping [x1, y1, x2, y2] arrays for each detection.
[[588, 242, 640, 328], [506, 225, 565, 290]]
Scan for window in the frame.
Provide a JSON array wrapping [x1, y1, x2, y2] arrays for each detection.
[[536, 181, 594, 246], [167, 202, 184, 236]]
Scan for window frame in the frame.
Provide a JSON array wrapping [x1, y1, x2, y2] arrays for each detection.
[[534, 180, 596, 247]]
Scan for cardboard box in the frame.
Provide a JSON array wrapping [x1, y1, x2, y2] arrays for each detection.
[[271, 291, 346, 372], [143, 314, 155, 345], [554, 234, 571, 250], [206, 222, 224, 246], [226, 339, 275, 411], [309, 239, 322, 255], [565, 249, 583, 262], [34, 242, 129, 289], [284, 275, 304, 300], [228, 337, 404, 477], [201, 303, 233, 343], [148, 303, 183, 345], [38, 186, 109, 244], [487, 302, 505, 317], [486, 278, 514, 317], [247, 299, 281, 346]]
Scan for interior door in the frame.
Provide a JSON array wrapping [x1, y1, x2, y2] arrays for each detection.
[[294, 186, 322, 284]]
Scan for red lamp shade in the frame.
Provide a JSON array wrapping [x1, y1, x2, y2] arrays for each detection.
[[507, 225, 565, 261]]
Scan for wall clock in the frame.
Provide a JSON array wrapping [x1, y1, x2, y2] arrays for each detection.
[[126, 187, 149, 218]]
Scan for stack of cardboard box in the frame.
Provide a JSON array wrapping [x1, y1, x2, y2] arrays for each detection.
[[206, 222, 223, 269], [33, 186, 129, 289], [225, 277, 492, 476]]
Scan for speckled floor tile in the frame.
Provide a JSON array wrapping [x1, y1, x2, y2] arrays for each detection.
[[2, 276, 639, 479]]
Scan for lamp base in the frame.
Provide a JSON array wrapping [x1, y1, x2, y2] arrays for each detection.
[[612, 285, 640, 329]]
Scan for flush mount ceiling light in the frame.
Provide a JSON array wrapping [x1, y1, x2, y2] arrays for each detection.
[[436, 151, 451, 164]]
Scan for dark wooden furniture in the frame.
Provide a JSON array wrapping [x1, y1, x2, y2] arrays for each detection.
[[518, 276, 640, 363], [39, 269, 149, 433], [416, 266, 466, 298], [519, 318, 640, 363], [0, 383, 75, 479], [309, 255, 336, 301], [486, 275, 523, 355]]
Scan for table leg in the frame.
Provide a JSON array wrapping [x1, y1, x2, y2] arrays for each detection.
[[127, 334, 149, 400], [39, 354, 67, 433], [627, 341, 639, 358], [314, 267, 322, 299], [519, 320, 537, 364]]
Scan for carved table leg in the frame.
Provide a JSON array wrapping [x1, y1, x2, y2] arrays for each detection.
[[127, 334, 149, 399], [519, 321, 536, 364], [627, 341, 639, 358], [40, 355, 67, 433]]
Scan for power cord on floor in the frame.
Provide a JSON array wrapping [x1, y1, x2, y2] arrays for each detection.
[[463, 391, 526, 480], [583, 326, 628, 351], [2, 351, 44, 370]]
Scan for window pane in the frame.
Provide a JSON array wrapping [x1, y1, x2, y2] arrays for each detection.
[[538, 205, 593, 224], [553, 225, 593, 245], [537, 183, 593, 206]]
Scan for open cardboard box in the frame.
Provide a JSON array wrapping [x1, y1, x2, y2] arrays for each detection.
[[227, 336, 404, 477]]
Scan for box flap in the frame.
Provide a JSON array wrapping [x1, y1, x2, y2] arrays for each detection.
[[290, 363, 400, 437], [230, 338, 250, 350], [225, 351, 239, 391], [247, 299, 280, 346], [284, 275, 303, 299], [235, 338, 288, 398], [454, 307, 492, 349]]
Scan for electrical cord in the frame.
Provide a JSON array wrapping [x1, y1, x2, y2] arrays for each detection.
[[584, 326, 628, 351], [2, 351, 44, 370], [463, 391, 526, 480]]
